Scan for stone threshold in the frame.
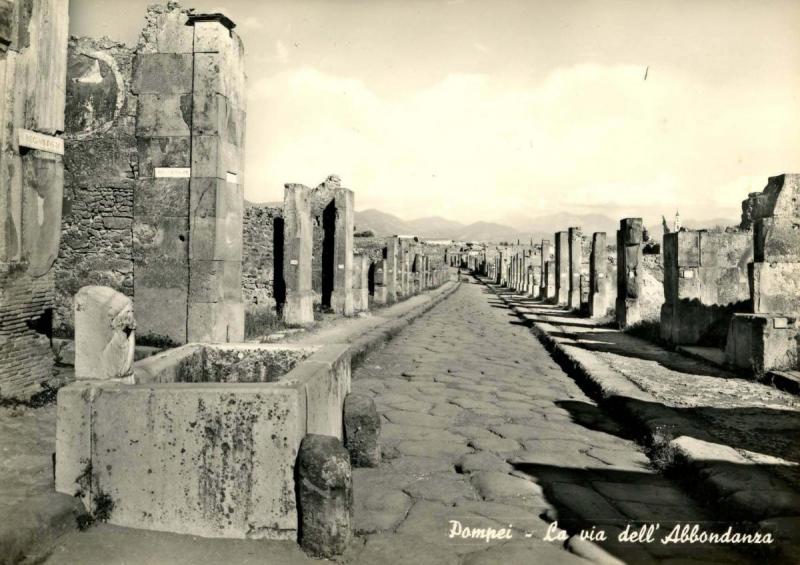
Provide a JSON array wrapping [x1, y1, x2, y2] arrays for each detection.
[[480, 277, 800, 563]]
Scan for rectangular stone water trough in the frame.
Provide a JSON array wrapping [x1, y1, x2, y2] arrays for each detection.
[[55, 342, 350, 540]]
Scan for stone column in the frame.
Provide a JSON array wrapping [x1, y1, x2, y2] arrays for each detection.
[[0, 0, 69, 397], [385, 236, 398, 304], [554, 231, 569, 305], [589, 232, 613, 318], [616, 218, 644, 328], [282, 184, 314, 325], [568, 227, 582, 309], [133, 9, 246, 344], [351, 253, 369, 312]]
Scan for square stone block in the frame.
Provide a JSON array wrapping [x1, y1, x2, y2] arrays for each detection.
[[134, 53, 193, 95], [132, 286, 188, 344], [751, 262, 800, 315], [137, 137, 191, 178], [136, 93, 191, 137], [134, 178, 189, 217], [725, 313, 800, 374], [189, 260, 241, 303], [187, 300, 244, 343]]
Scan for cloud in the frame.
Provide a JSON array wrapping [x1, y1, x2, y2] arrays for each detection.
[[275, 40, 289, 63], [244, 63, 800, 223]]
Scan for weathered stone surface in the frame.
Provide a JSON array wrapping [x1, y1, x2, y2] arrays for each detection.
[[344, 393, 381, 467], [74, 286, 135, 380], [568, 227, 582, 309], [554, 232, 569, 305], [297, 434, 353, 558], [456, 451, 513, 473]]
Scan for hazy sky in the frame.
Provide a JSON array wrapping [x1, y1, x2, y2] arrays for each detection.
[[70, 0, 800, 225]]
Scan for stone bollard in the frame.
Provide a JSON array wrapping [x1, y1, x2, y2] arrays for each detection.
[[343, 394, 381, 467], [297, 434, 353, 558], [74, 286, 136, 380]]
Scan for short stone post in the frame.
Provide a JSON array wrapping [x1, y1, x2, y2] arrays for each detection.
[[297, 434, 353, 558], [554, 231, 569, 305], [74, 286, 136, 380], [568, 227, 582, 309], [343, 394, 381, 467], [282, 184, 315, 325]]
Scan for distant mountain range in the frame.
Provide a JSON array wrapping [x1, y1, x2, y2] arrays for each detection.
[[246, 200, 737, 243]]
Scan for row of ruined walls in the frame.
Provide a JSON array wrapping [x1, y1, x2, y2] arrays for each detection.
[[55, 32, 440, 336]]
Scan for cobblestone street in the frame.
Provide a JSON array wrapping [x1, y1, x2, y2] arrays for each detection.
[[346, 279, 753, 564]]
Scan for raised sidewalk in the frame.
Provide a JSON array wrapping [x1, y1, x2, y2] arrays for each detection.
[[483, 277, 800, 560]]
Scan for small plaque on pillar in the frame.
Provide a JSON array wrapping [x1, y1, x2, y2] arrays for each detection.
[[17, 129, 64, 155], [290, 259, 299, 266], [155, 167, 191, 178], [338, 264, 344, 269], [226, 172, 238, 184]]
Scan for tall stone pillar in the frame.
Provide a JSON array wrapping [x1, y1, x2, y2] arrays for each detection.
[[282, 184, 314, 325], [567, 227, 582, 309], [554, 232, 569, 305], [589, 232, 613, 318], [133, 9, 246, 344], [385, 236, 398, 304], [539, 240, 551, 297], [330, 187, 354, 315], [310, 176, 353, 315], [544, 260, 556, 300], [0, 0, 69, 397], [616, 218, 644, 328], [352, 253, 369, 312]]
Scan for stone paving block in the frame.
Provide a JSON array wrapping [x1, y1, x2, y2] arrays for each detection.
[[470, 472, 544, 500], [456, 451, 514, 474], [469, 436, 522, 455], [396, 440, 472, 460], [353, 533, 459, 565], [403, 473, 478, 505]]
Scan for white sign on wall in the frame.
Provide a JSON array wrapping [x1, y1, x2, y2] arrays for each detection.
[[154, 167, 191, 178], [226, 172, 238, 184], [17, 129, 64, 155]]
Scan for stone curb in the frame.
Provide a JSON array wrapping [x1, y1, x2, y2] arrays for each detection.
[[348, 280, 461, 369], [481, 279, 800, 549], [0, 492, 87, 565]]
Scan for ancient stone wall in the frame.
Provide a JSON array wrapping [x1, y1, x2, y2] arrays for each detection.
[[0, 0, 69, 398], [242, 204, 282, 309], [55, 37, 137, 335]]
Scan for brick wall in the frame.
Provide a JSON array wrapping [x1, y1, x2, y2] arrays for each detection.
[[243, 205, 282, 310]]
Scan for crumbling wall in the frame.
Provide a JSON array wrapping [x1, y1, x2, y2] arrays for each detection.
[[55, 37, 137, 336]]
